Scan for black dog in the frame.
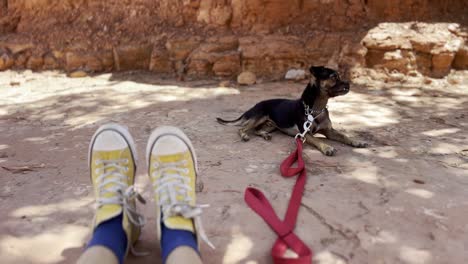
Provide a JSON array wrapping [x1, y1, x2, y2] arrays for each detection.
[[216, 66, 367, 156]]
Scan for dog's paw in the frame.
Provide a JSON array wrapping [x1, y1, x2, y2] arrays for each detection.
[[351, 141, 368, 148], [322, 146, 337, 156], [241, 134, 250, 141], [262, 134, 272, 141]]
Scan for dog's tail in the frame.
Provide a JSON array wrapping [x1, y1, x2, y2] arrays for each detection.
[[216, 115, 243, 125]]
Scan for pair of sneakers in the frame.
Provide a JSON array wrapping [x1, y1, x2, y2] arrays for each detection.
[[88, 123, 213, 257]]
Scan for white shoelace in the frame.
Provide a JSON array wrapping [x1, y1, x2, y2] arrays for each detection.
[[95, 159, 147, 255], [152, 160, 215, 249]]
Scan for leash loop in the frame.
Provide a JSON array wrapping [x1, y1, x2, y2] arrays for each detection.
[[244, 138, 313, 264]]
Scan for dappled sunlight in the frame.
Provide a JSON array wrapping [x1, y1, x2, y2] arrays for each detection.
[[352, 148, 373, 156], [62, 87, 239, 128], [422, 208, 447, 220], [353, 147, 409, 163], [11, 197, 93, 218], [313, 251, 346, 264], [222, 226, 254, 264], [374, 147, 399, 159], [1, 71, 240, 129], [422, 128, 460, 137], [405, 188, 434, 199], [1, 83, 240, 128], [1, 73, 239, 107], [23, 136, 51, 143], [329, 91, 399, 128], [0, 224, 89, 264], [428, 141, 464, 155], [369, 230, 398, 244], [342, 164, 380, 185], [401, 97, 467, 112], [399, 246, 432, 264]]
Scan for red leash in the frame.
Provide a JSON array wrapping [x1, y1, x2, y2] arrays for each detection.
[[245, 138, 313, 263]]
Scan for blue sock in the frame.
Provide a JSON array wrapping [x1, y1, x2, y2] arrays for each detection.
[[87, 214, 127, 264], [161, 221, 198, 263]]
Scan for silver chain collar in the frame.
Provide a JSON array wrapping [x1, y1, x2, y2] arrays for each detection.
[[295, 102, 326, 142], [303, 101, 326, 116]]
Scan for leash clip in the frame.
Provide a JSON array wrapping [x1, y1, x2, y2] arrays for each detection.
[[294, 133, 306, 143], [294, 114, 314, 143]]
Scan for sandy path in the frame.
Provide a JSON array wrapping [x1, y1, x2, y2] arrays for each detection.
[[0, 70, 467, 264]]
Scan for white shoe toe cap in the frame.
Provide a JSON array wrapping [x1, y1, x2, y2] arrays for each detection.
[[93, 130, 129, 151], [151, 135, 189, 155]]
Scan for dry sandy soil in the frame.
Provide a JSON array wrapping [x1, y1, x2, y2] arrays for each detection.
[[0, 70, 467, 264]]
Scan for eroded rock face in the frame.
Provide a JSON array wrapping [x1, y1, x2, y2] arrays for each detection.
[[362, 23, 466, 78], [454, 46, 468, 70], [0, 0, 466, 79], [149, 46, 172, 73], [113, 44, 152, 71], [285, 69, 306, 81], [0, 52, 14, 70], [26, 54, 44, 70]]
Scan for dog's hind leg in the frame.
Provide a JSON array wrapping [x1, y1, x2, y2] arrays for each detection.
[[238, 117, 268, 142], [254, 120, 276, 141], [321, 128, 368, 148], [238, 119, 255, 141], [304, 134, 336, 156]]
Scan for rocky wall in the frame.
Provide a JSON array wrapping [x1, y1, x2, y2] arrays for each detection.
[[0, 0, 467, 79], [363, 23, 468, 78]]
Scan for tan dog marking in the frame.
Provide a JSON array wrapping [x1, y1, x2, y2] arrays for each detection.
[[321, 128, 368, 148], [304, 134, 336, 156], [238, 116, 268, 141]]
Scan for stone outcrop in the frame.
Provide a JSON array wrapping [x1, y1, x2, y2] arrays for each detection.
[[285, 69, 307, 81], [0, 0, 467, 79], [362, 23, 466, 78], [237, 71, 256, 85]]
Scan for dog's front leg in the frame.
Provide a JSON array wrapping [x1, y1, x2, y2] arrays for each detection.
[[304, 134, 337, 156], [322, 128, 368, 148]]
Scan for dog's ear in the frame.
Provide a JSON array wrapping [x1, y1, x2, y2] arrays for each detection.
[[309, 66, 326, 79]]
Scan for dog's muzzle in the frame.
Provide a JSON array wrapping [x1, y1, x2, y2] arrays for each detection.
[[342, 83, 350, 93], [330, 82, 350, 96]]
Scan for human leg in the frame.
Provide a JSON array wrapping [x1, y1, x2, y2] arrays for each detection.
[[77, 123, 145, 264], [146, 126, 213, 264]]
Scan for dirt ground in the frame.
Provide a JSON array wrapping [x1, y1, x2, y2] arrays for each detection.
[[0, 70, 467, 264]]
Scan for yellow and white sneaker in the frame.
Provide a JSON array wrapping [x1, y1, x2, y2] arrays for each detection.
[[146, 126, 214, 249], [89, 123, 146, 256]]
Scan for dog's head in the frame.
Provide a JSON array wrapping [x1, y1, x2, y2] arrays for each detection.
[[309, 66, 349, 97]]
